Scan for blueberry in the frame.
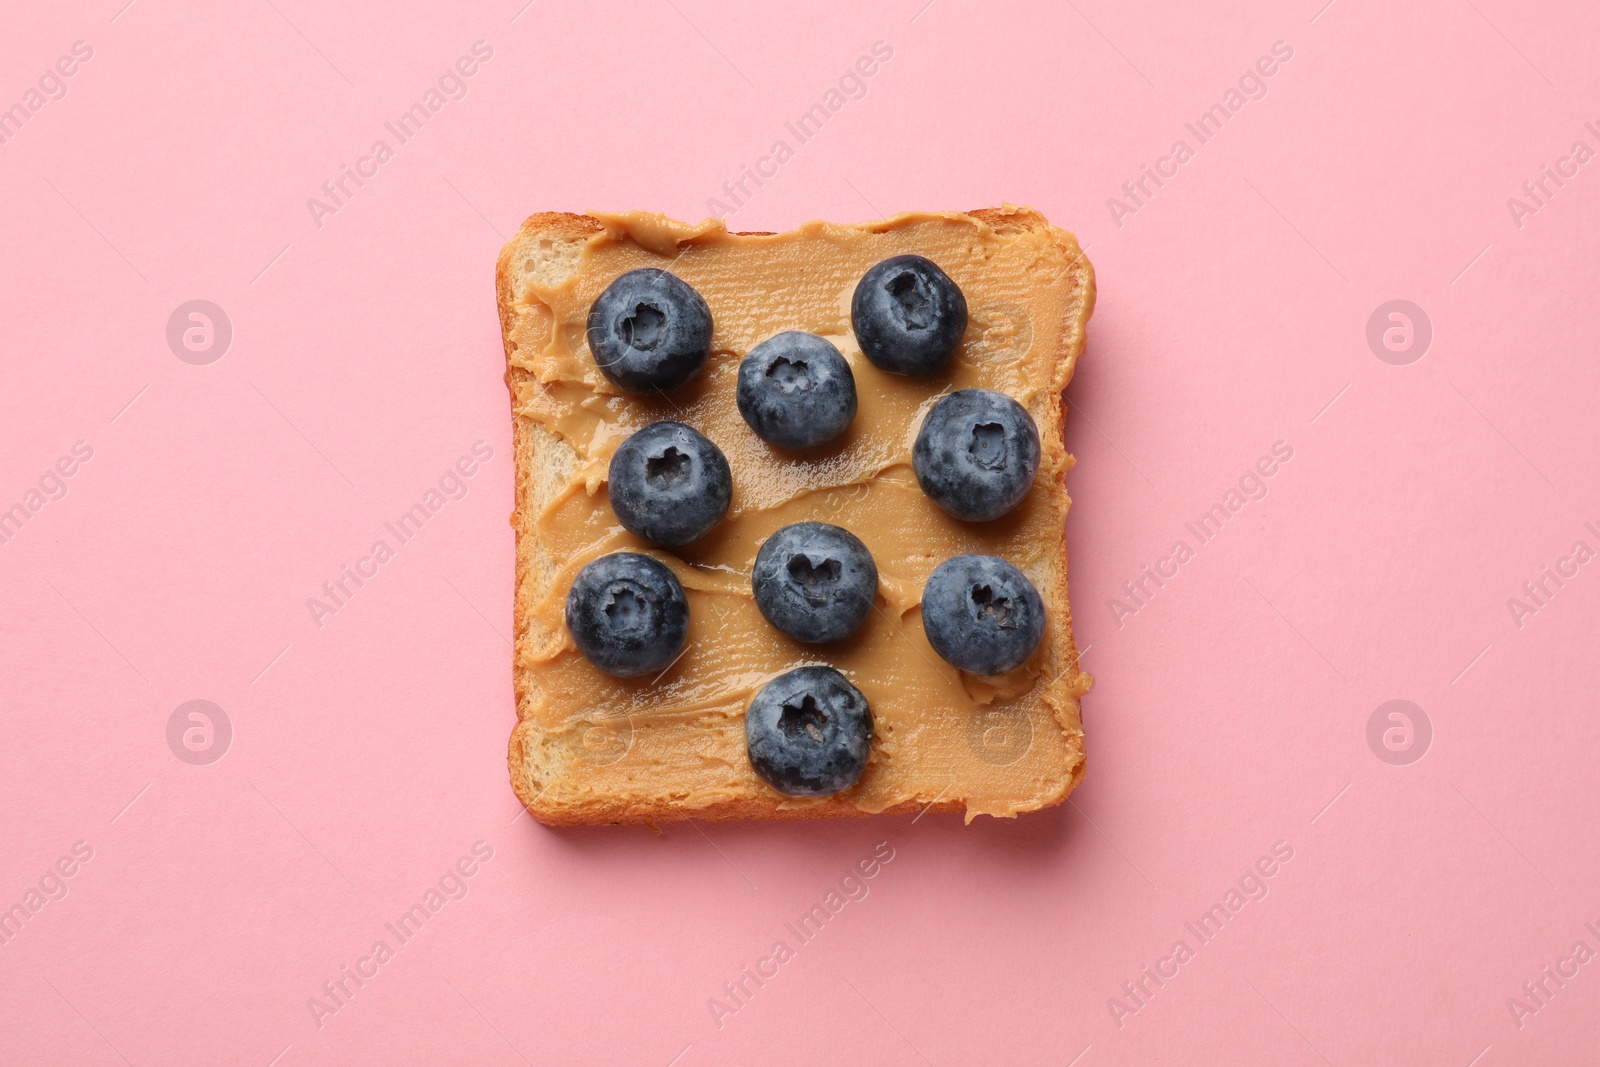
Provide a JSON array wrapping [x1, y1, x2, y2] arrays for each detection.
[[913, 389, 1041, 522], [565, 552, 689, 677], [921, 555, 1045, 674], [736, 332, 858, 450], [586, 268, 713, 394], [745, 666, 873, 796], [751, 522, 878, 643], [850, 255, 968, 376], [608, 422, 732, 546]]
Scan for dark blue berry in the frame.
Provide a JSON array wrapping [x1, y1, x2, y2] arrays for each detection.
[[586, 269, 712, 393], [608, 422, 732, 546], [913, 389, 1041, 522], [745, 666, 873, 796], [565, 552, 689, 677], [751, 522, 878, 643], [921, 555, 1045, 674], [736, 332, 857, 450], [850, 255, 968, 376]]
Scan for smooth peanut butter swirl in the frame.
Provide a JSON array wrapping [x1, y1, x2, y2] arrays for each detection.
[[506, 207, 1092, 821]]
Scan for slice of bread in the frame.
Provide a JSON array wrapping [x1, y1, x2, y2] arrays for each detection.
[[497, 207, 1094, 825]]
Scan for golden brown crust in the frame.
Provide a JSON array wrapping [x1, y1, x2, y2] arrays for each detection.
[[498, 209, 1093, 825]]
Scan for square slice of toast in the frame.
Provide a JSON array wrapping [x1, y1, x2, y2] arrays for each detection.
[[497, 206, 1093, 825]]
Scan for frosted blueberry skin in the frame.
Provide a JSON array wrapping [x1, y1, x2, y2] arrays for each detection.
[[751, 522, 878, 644], [745, 666, 873, 796], [565, 552, 689, 677], [912, 388, 1041, 522], [920, 555, 1045, 675], [586, 268, 713, 394], [736, 332, 858, 450], [607, 421, 732, 546], [850, 255, 968, 377]]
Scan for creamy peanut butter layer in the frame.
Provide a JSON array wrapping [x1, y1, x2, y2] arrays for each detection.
[[503, 207, 1093, 821]]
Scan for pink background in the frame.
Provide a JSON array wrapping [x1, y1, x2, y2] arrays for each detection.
[[3, 0, 1598, 1063]]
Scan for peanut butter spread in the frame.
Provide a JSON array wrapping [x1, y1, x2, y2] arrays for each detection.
[[505, 207, 1092, 821]]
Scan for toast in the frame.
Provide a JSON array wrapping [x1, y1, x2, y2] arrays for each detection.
[[497, 206, 1094, 825]]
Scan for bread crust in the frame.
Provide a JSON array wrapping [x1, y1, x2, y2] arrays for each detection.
[[498, 209, 1093, 826]]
